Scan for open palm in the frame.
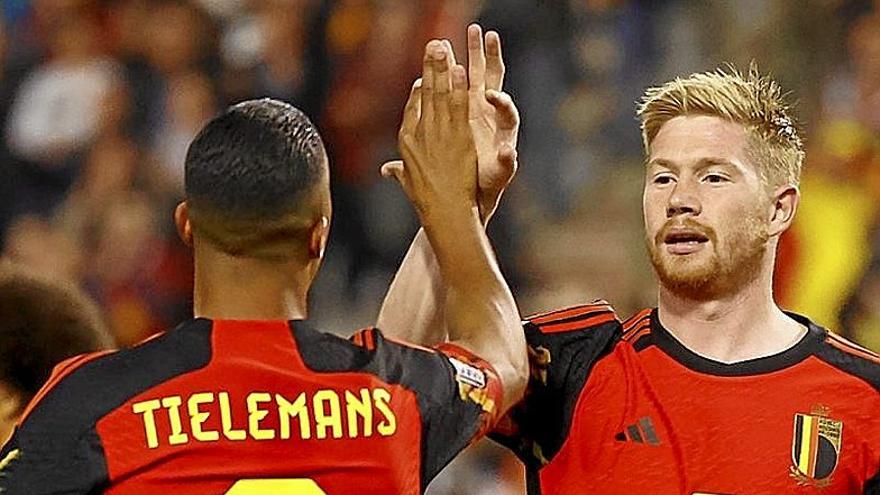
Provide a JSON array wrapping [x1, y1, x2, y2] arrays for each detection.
[[384, 26, 520, 223]]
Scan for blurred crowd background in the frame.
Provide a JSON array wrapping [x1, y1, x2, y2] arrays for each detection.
[[1, 0, 880, 492]]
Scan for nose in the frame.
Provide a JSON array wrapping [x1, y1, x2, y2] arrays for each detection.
[[666, 182, 701, 218]]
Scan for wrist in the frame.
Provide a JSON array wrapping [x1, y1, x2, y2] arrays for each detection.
[[419, 199, 480, 229]]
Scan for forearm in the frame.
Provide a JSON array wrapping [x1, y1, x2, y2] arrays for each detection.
[[376, 228, 448, 345], [421, 205, 527, 410], [376, 199, 499, 345]]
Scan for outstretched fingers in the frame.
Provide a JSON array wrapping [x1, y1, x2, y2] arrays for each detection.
[[442, 39, 457, 66], [485, 30, 505, 92], [432, 42, 453, 125], [401, 78, 422, 137], [450, 64, 468, 125], [467, 24, 487, 94], [420, 40, 439, 130]]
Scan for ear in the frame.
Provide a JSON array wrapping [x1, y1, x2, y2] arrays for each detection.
[[174, 202, 193, 247], [307, 215, 330, 260], [768, 185, 799, 237]]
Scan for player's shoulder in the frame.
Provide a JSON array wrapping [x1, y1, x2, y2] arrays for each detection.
[[525, 299, 621, 335], [291, 322, 444, 377], [810, 319, 880, 394], [18, 318, 213, 436], [520, 300, 625, 382]]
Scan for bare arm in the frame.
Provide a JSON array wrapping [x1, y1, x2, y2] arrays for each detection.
[[378, 25, 520, 347], [385, 39, 525, 410], [377, 229, 445, 344]]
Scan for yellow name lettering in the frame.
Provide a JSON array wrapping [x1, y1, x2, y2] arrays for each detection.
[[188, 392, 219, 442], [219, 392, 246, 441], [345, 389, 372, 438], [134, 387, 399, 448], [132, 399, 161, 449], [277, 392, 311, 440], [373, 388, 397, 436], [162, 396, 189, 445], [313, 390, 343, 440], [247, 392, 275, 440]]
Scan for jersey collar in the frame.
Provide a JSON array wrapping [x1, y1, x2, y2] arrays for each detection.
[[647, 309, 826, 377]]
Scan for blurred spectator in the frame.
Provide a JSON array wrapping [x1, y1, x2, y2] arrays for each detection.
[[5, 11, 119, 165], [2, 215, 83, 282], [56, 134, 141, 240], [0, 15, 6, 78], [0, 262, 114, 443], [81, 191, 190, 346], [152, 71, 218, 192], [0, 18, 13, 242], [143, 0, 213, 78], [125, 0, 217, 143], [823, 10, 880, 129], [841, 224, 880, 349]]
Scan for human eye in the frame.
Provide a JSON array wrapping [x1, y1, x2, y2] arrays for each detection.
[[652, 173, 675, 185], [703, 172, 730, 184]]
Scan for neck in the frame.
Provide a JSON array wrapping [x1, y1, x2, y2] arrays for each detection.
[[656, 259, 805, 363], [192, 244, 311, 321]]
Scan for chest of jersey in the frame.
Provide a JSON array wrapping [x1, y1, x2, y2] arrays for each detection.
[[539, 345, 879, 494]]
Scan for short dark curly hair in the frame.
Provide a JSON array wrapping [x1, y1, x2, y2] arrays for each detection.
[[184, 98, 329, 260], [0, 265, 114, 407]]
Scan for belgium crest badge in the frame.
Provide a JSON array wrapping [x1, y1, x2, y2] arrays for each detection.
[[789, 405, 843, 488]]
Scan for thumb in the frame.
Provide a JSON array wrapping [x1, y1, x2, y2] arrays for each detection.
[[497, 144, 518, 174], [380, 160, 406, 184], [485, 90, 519, 130]]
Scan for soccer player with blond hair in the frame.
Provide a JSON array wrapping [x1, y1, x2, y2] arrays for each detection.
[[379, 55, 880, 492]]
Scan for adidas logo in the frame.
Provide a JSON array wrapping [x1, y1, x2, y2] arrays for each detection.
[[614, 416, 660, 445]]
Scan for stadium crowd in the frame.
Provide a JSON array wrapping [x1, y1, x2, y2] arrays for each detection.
[[0, 0, 879, 492]]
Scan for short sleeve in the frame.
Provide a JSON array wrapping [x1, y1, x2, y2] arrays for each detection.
[[0, 427, 106, 494], [350, 328, 503, 488], [489, 301, 620, 467], [0, 355, 110, 495]]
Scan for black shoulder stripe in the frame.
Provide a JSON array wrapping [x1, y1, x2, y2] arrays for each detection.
[[815, 337, 880, 394], [21, 319, 213, 443], [631, 332, 655, 352], [533, 309, 616, 328], [292, 323, 374, 373], [528, 301, 614, 325], [11, 319, 212, 491], [622, 308, 653, 334]]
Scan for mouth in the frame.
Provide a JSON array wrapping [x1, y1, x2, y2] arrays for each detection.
[[662, 229, 710, 254]]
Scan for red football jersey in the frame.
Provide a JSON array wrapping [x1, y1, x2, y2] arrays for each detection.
[[0, 319, 501, 494], [493, 303, 880, 494]]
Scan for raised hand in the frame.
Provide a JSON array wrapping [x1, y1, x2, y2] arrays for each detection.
[[382, 26, 519, 222], [465, 24, 520, 222], [383, 41, 477, 223]]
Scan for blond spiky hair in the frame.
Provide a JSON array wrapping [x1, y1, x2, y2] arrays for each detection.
[[637, 64, 804, 187]]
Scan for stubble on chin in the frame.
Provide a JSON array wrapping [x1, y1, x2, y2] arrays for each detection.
[[646, 217, 770, 300]]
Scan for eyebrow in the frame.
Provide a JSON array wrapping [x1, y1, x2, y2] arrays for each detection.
[[646, 157, 738, 170]]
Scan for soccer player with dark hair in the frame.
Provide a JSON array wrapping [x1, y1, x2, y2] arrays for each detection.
[[0, 38, 527, 494], [0, 264, 114, 443], [379, 32, 880, 494]]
